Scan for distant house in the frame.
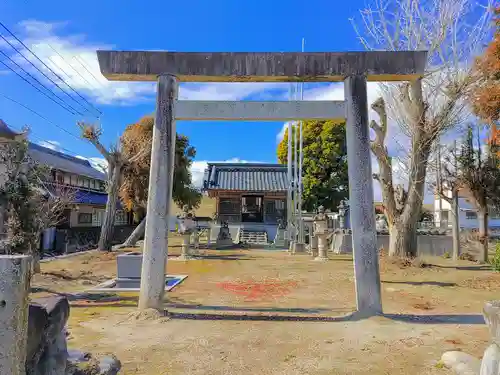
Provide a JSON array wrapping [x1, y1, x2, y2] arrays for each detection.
[[0, 119, 133, 237], [434, 190, 500, 230]]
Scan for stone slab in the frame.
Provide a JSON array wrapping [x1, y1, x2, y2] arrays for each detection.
[[175, 100, 346, 121], [117, 252, 143, 279], [97, 51, 427, 82]]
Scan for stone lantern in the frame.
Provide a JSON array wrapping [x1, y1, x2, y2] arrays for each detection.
[[177, 206, 196, 260], [313, 206, 329, 261]]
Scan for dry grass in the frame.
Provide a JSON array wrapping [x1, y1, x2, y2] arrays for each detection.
[[31, 245, 499, 375]]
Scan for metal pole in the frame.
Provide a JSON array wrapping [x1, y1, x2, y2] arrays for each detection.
[[287, 85, 293, 243], [293, 117, 299, 241], [298, 38, 305, 244]]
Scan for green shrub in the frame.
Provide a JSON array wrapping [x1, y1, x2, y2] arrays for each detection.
[[443, 251, 451, 259], [491, 243, 500, 272]]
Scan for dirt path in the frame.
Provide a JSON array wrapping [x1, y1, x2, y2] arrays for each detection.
[[32, 248, 498, 375]]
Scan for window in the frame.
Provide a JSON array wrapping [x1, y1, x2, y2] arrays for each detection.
[[441, 210, 449, 222], [115, 210, 127, 226], [92, 210, 103, 226], [63, 174, 70, 184], [466, 211, 477, 220], [56, 173, 64, 184], [78, 213, 93, 224], [489, 207, 500, 219]]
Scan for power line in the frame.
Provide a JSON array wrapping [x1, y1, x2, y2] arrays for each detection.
[[7, 122, 82, 157], [73, 55, 106, 89], [0, 57, 81, 116], [0, 21, 102, 117], [45, 44, 100, 90], [0, 92, 83, 141], [0, 33, 88, 117]]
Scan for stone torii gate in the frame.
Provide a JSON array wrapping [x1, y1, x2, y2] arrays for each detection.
[[97, 51, 427, 316]]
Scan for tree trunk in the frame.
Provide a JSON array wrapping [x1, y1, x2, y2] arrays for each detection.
[[477, 207, 489, 263], [98, 164, 121, 251], [114, 217, 146, 249], [32, 251, 41, 274], [388, 218, 418, 257], [450, 191, 461, 261]]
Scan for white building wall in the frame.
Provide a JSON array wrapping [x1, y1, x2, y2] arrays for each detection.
[[434, 194, 500, 230]]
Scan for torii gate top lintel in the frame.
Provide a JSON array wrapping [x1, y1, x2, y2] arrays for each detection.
[[96, 50, 427, 83]]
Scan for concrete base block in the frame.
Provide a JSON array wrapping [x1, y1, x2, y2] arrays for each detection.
[[314, 256, 329, 262], [293, 242, 306, 253]]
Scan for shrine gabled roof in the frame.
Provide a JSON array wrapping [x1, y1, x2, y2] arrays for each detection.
[[203, 163, 288, 192]]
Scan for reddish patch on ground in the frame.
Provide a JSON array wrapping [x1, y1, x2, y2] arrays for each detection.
[[217, 279, 299, 301]]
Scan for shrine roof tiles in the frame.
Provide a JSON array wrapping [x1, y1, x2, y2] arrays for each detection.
[[203, 163, 288, 192]]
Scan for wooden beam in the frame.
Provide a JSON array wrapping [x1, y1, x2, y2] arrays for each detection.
[[97, 51, 428, 82]]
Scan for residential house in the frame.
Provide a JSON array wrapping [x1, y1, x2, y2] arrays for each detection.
[[0, 120, 133, 241], [434, 190, 500, 230]]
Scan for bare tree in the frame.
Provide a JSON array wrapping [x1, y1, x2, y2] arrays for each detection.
[[0, 135, 75, 272], [352, 0, 494, 257], [78, 122, 149, 251], [456, 124, 500, 263]]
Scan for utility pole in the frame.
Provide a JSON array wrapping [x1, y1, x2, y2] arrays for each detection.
[[451, 139, 460, 260], [436, 141, 443, 228]]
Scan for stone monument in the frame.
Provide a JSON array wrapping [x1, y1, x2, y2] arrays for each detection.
[[313, 206, 329, 261], [216, 221, 233, 249], [338, 200, 349, 229]]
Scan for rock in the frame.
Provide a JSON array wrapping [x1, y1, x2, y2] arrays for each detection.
[[79, 280, 93, 286], [26, 296, 70, 374], [67, 349, 91, 362], [441, 351, 480, 375], [99, 356, 121, 375], [66, 355, 121, 375]]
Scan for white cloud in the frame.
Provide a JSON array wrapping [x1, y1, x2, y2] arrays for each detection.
[[75, 155, 108, 173], [190, 158, 263, 188], [37, 140, 62, 151], [5, 20, 288, 107]]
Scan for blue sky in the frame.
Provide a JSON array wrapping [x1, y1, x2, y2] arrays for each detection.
[[0, 0, 439, 201]]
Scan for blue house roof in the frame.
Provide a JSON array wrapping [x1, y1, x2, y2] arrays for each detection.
[[74, 189, 109, 205], [28, 143, 106, 181], [203, 163, 288, 192]]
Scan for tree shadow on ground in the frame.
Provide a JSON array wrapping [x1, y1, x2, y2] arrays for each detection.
[[426, 264, 492, 271], [191, 254, 254, 261], [382, 280, 457, 287]]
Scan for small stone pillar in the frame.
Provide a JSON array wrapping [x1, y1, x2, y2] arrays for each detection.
[[313, 206, 329, 261], [207, 227, 212, 247], [139, 74, 178, 311], [176, 207, 196, 260], [192, 227, 199, 251], [310, 235, 318, 258], [0, 255, 31, 375]]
